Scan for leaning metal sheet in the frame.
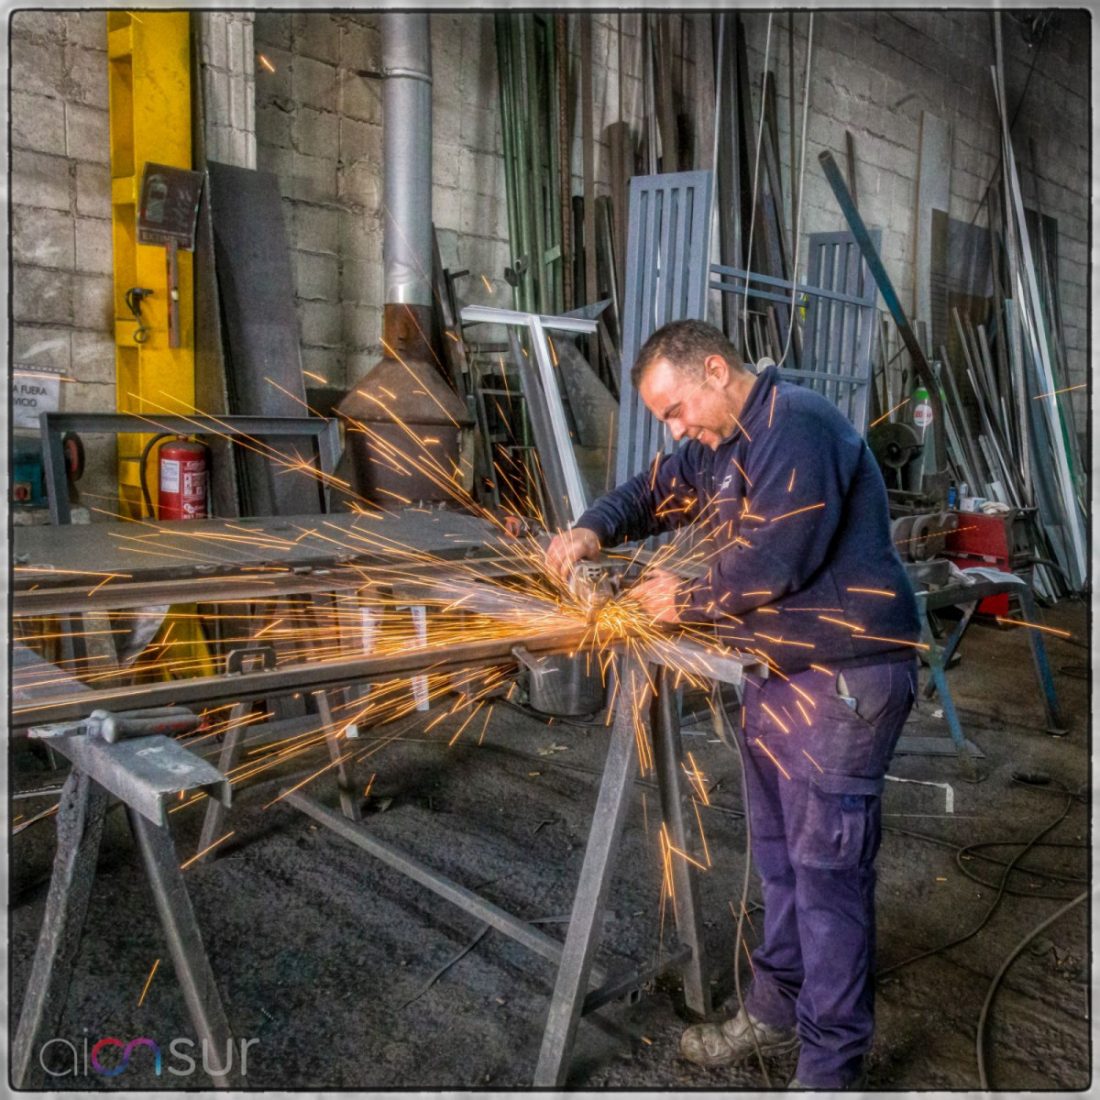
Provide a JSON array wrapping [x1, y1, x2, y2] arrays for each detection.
[[13, 508, 503, 587]]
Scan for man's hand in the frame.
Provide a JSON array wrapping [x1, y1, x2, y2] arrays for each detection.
[[630, 568, 682, 624], [545, 527, 601, 581]]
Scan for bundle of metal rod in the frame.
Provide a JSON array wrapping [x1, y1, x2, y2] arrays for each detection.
[[913, 41, 1087, 598], [494, 13, 566, 316]]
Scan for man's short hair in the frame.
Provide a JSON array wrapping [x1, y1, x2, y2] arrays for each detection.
[[630, 319, 744, 388]]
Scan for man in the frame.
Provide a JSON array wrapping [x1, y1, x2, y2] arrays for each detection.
[[547, 319, 919, 1090]]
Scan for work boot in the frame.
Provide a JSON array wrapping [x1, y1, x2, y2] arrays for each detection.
[[680, 1006, 799, 1068]]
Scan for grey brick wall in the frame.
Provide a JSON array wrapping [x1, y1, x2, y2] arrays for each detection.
[[737, 10, 1088, 433], [10, 10, 118, 499], [253, 12, 517, 391], [199, 12, 257, 169]]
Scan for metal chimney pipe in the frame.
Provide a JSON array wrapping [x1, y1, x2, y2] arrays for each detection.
[[381, 13, 432, 308]]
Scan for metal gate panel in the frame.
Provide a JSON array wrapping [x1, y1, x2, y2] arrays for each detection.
[[795, 230, 880, 434], [616, 172, 714, 483]]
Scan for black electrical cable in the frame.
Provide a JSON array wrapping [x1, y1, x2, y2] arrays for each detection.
[[976, 890, 1086, 1089], [878, 788, 1076, 978]]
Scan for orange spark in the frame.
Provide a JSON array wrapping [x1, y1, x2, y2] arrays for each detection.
[[760, 702, 791, 733], [754, 738, 791, 780], [180, 831, 235, 871], [994, 617, 1072, 639], [869, 397, 910, 427], [801, 749, 824, 773], [818, 614, 865, 633], [137, 959, 161, 1006], [1033, 383, 1085, 400], [847, 586, 895, 597]]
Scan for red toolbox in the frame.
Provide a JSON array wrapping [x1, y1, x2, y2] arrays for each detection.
[[943, 508, 1033, 616]]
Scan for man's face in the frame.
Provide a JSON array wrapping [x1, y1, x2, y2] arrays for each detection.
[[638, 356, 738, 450]]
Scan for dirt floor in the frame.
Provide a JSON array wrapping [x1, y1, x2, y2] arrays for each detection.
[[9, 599, 1090, 1092]]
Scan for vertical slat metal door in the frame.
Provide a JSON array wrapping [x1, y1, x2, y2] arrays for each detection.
[[616, 171, 714, 484], [794, 230, 879, 435]]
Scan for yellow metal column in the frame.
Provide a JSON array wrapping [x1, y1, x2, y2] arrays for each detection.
[[107, 11, 194, 519]]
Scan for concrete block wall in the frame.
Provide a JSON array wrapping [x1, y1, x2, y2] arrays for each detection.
[[253, 12, 517, 392], [10, 10, 117, 496], [735, 10, 1088, 434], [199, 12, 257, 169]]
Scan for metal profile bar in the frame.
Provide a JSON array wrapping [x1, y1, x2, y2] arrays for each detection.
[[634, 187, 663, 473], [128, 809, 234, 1087], [817, 152, 947, 477], [41, 412, 338, 524], [287, 791, 593, 973], [649, 666, 709, 1015], [12, 772, 110, 1088], [460, 305, 597, 336], [44, 732, 231, 828], [507, 328, 572, 528], [534, 655, 646, 1086], [529, 314, 589, 520], [13, 625, 591, 727], [709, 267, 877, 309]]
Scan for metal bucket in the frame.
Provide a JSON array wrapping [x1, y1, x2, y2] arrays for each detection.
[[513, 648, 605, 717]]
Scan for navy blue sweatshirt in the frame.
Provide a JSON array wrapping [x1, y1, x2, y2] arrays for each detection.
[[575, 365, 921, 673]]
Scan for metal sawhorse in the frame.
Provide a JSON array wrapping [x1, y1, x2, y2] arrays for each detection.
[[11, 667, 234, 1089], [285, 647, 755, 1087], [914, 566, 1066, 763]]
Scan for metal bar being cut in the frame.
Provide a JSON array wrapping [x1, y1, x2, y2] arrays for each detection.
[[13, 625, 591, 728]]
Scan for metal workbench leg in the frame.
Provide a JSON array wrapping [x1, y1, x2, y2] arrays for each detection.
[[650, 667, 711, 1017], [196, 701, 249, 862], [13, 771, 110, 1088], [1015, 587, 1066, 732], [921, 600, 978, 699], [128, 809, 234, 1088], [916, 594, 969, 757], [534, 657, 646, 1088], [313, 688, 362, 821]]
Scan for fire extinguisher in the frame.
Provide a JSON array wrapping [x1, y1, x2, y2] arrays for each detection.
[[140, 434, 210, 520]]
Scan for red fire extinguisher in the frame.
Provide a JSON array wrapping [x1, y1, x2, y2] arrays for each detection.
[[141, 435, 209, 520]]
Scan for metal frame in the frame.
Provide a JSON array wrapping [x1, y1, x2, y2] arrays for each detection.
[[461, 305, 598, 523], [12, 624, 592, 728], [709, 229, 880, 435], [40, 412, 341, 524]]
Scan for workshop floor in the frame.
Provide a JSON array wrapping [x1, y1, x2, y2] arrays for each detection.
[[10, 600, 1090, 1092]]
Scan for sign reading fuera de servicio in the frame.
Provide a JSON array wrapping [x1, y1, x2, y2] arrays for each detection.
[[12, 370, 62, 429]]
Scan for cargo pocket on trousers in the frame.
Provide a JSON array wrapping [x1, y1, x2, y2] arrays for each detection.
[[791, 773, 883, 870]]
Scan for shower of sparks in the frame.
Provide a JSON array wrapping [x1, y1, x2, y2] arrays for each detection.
[[13, 376, 1071, 930]]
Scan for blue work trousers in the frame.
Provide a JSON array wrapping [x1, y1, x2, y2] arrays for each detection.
[[738, 658, 916, 1088]]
